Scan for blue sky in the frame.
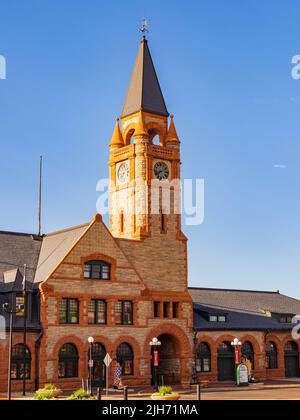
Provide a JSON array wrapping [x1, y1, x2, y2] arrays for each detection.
[[0, 0, 300, 298]]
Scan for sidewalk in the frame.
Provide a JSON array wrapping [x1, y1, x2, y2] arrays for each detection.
[[1, 379, 300, 400]]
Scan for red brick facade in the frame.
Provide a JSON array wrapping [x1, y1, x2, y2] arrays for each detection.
[[196, 331, 300, 383]]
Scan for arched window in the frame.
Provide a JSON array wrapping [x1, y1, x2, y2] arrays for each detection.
[[58, 344, 79, 379], [11, 344, 31, 380], [242, 341, 255, 369], [148, 129, 161, 145], [196, 343, 211, 373], [117, 343, 134, 376], [84, 260, 111, 280], [266, 342, 278, 370], [126, 129, 135, 145]]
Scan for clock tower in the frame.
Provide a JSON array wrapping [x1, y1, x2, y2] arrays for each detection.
[[109, 36, 182, 241]]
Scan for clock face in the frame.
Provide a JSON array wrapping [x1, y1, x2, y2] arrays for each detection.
[[118, 162, 130, 184], [154, 162, 170, 181]]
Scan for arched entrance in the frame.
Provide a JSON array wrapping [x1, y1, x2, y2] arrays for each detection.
[[91, 343, 106, 388], [218, 341, 235, 382], [284, 341, 299, 378], [155, 334, 181, 386]]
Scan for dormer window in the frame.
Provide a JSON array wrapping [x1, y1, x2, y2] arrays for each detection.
[[271, 313, 295, 324], [84, 261, 111, 281], [209, 314, 227, 323]]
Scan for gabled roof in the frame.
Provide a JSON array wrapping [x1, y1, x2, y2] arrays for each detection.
[[34, 223, 89, 283], [190, 287, 300, 317], [0, 231, 42, 285], [121, 38, 169, 118]]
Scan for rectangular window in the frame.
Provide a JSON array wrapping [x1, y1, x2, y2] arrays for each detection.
[[115, 301, 133, 325], [172, 302, 179, 319], [84, 261, 111, 281], [16, 294, 25, 317], [209, 315, 227, 323], [88, 300, 107, 325], [218, 316, 227, 323], [115, 302, 123, 325], [163, 302, 170, 318], [154, 302, 160, 318], [59, 299, 79, 324], [123, 301, 133, 325]]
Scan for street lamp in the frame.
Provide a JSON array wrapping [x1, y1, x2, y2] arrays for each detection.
[[3, 301, 24, 400], [149, 337, 161, 391], [231, 338, 242, 384], [88, 337, 94, 396]]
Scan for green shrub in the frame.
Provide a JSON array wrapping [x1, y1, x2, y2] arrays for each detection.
[[67, 389, 94, 400], [33, 384, 61, 400], [158, 386, 173, 396], [44, 384, 58, 391]]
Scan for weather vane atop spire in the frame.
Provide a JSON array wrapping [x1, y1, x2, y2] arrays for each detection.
[[140, 18, 149, 39]]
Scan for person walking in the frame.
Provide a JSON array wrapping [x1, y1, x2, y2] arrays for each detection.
[[113, 360, 123, 390]]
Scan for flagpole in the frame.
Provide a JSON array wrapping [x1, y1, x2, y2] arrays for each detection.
[[22, 264, 27, 396], [38, 156, 43, 237]]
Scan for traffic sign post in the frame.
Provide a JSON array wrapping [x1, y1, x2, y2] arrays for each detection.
[[104, 353, 112, 396]]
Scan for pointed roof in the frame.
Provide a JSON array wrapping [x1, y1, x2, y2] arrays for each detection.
[[122, 38, 169, 118], [134, 111, 147, 136], [166, 115, 180, 145], [110, 118, 124, 148]]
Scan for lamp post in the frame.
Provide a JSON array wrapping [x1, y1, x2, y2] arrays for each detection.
[[149, 337, 161, 391], [231, 338, 242, 385], [88, 337, 94, 396], [3, 301, 24, 400]]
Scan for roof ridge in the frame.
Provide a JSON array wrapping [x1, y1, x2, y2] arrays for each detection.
[[194, 302, 271, 316], [0, 230, 36, 237], [189, 287, 280, 295], [45, 223, 90, 237]]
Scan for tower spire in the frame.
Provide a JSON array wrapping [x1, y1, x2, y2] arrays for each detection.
[[121, 34, 169, 119]]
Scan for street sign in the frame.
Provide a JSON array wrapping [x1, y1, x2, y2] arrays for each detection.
[[104, 353, 112, 397], [104, 353, 112, 367], [88, 360, 94, 368]]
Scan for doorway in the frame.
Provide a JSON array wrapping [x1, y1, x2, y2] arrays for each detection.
[[218, 341, 235, 382], [91, 343, 106, 388], [285, 341, 299, 378], [154, 334, 181, 386]]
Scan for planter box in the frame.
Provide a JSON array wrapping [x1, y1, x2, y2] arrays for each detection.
[[151, 393, 180, 401]]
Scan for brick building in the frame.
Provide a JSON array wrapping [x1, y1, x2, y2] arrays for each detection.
[[0, 36, 299, 393]]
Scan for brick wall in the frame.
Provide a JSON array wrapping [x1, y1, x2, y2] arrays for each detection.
[[195, 330, 300, 383], [37, 216, 194, 390]]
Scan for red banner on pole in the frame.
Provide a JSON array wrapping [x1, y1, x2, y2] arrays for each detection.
[[153, 350, 160, 367], [235, 349, 241, 365]]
